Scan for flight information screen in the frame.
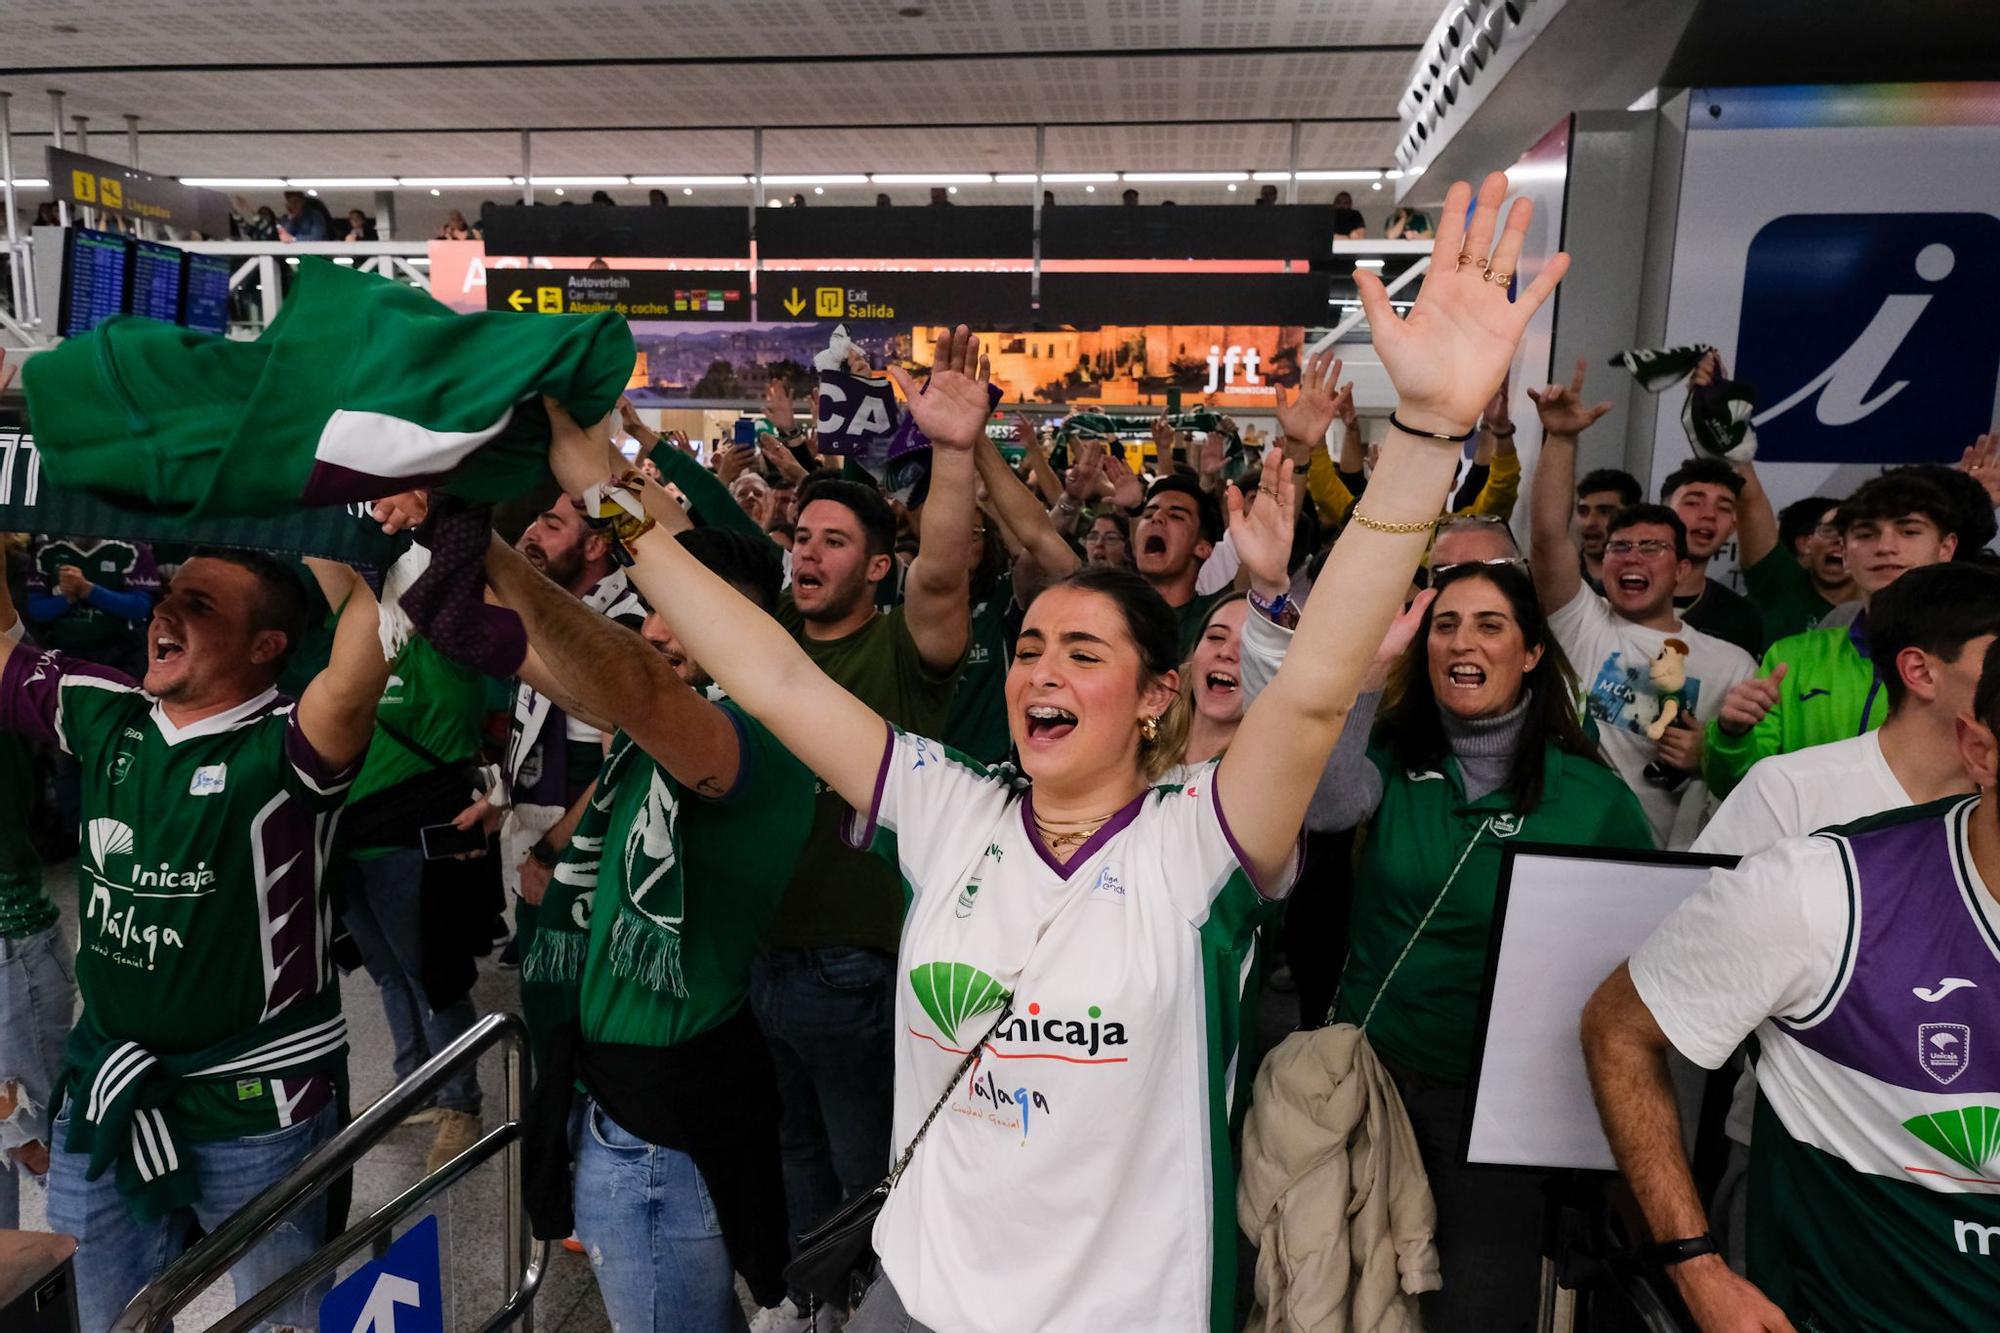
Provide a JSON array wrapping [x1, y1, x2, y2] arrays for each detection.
[[182, 251, 232, 334], [59, 227, 130, 337], [128, 240, 187, 325]]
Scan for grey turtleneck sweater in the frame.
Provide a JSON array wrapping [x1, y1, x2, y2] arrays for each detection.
[[1306, 691, 1530, 832]]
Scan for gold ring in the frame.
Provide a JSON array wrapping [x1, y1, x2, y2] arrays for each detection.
[[1486, 270, 1513, 285], [1455, 251, 1476, 269], [1466, 255, 1489, 272]]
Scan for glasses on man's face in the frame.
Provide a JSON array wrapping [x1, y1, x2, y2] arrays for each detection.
[[1812, 523, 1843, 541], [1604, 539, 1675, 558]]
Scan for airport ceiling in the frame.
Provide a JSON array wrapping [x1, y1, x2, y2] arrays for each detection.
[[0, 0, 1452, 198]]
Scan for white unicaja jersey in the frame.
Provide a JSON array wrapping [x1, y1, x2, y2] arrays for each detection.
[[847, 731, 1290, 1333]]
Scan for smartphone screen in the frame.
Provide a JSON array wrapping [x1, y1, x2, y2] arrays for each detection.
[[419, 822, 487, 860]]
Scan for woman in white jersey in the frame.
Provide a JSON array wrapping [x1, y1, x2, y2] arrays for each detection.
[[545, 172, 1565, 1333]]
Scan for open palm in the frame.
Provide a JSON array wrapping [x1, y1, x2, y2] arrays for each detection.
[[1273, 350, 1345, 447], [888, 324, 992, 452], [1226, 449, 1297, 595], [1357, 172, 1568, 436]]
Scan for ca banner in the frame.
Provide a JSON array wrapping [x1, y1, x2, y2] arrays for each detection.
[[0, 430, 407, 566]]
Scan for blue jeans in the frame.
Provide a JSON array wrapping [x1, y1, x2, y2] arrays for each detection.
[[0, 924, 74, 1229], [570, 1096, 740, 1333], [343, 850, 481, 1113], [49, 1099, 338, 1333], [748, 947, 895, 1296]]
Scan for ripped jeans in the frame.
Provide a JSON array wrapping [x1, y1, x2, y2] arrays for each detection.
[[49, 1099, 337, 1333], [0, 923, 73, 1229]]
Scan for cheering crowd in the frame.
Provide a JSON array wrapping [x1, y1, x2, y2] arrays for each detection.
[[3, 171, 2000, 1333]]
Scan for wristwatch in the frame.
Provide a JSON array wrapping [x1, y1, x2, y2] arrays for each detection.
[[527, 838, 561, 869], [1639, 1234, 1718, 1267]]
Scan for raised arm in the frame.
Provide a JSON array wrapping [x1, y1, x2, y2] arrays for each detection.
[[1735, 460, 1779, 569], [893, 326, 986, 674], [545, 405, 888, 812], [1526, 357, 1612, 611], [483, 534, 741, 794], [1219, 173, 1569, 886], [974, 433, 1080, 596], [295, 558, 395, 771]]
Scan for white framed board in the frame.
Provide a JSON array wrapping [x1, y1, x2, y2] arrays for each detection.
[[1463, 844, 1737, 1172]]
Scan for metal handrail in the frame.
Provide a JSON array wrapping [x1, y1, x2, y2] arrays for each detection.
[[111, 1011, 548, 1333]]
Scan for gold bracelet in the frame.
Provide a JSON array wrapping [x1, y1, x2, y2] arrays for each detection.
[[1348, 510, 1439, 535]]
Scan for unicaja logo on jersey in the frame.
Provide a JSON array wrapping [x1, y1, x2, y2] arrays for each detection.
[[1920, 1023, 1971, 1085], [83, 816, 216, 894], [909, 961, 1009, 1045], [1904, 1106, 2000, 1179], [1736, 213, 2000, 465]]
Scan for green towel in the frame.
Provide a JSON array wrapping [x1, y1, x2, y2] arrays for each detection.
[[22, 258, 636, 520]]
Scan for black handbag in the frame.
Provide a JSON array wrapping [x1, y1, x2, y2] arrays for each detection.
[[783, 1002, 1014, 1310]]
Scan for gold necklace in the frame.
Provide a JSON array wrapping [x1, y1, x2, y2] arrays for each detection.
[[1033, 809, 1118, 860]]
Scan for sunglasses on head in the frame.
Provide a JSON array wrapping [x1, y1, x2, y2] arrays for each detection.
[[1416, 555, 1527, 589]]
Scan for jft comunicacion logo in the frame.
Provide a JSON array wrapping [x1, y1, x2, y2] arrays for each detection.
[[1736, 213, 2000, 466]]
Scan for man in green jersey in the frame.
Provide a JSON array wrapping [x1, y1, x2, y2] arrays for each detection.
[[0, 545, 391, 1333], [470, 521, 817, 1333], [1704, 471, 1965, 800]]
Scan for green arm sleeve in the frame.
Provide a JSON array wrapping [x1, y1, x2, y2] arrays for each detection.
[[1701, 646, 1783, 800], [651, 447, 776, 546]]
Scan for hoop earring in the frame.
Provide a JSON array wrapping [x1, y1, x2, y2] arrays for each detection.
[[1140, 715, 1160, 744]]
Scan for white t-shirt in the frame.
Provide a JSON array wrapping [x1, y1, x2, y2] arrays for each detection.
[[1630, 836, 1855, 1074], [850, 730, 1291, 1333], [1547, 586, 1756, 850], [1691, 730, 1915, 857]]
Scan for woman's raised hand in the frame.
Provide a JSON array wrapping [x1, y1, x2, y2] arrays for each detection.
[[1226, 448, 1297, 599], [1355, 172, 1568, 438]]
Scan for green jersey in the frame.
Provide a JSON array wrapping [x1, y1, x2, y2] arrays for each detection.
[[579, 706, 817, 1048], [769, 603, 958, 953], [25, 537, 159, 655], [344, 637, 485, 859], [1336, 742, 1654, 1081], [942, 572, 1015, 768], [0, 643, 359, 1136], [1741, 547, 1841, 644], [1703, 619, 1881, 801], [1173, 588, 1232, 662]]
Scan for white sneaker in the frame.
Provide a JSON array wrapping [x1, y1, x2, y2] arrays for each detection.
[[748, 1297, 844, 1333]]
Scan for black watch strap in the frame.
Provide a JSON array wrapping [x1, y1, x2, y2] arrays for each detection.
[[1640, 1234, 1718, 1267], [528, 838, 561, 868]]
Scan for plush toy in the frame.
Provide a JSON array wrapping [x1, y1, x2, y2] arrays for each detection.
[[1643, 638, 1693, 740]]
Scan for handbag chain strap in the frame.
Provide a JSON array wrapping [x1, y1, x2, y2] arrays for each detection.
[[885, 1001, 1015, 1190]]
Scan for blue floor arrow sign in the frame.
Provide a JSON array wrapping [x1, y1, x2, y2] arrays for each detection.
[[320, 1214, 444, 1333]]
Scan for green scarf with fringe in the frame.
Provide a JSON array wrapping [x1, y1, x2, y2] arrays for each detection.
[[523, 732, 690, 997]]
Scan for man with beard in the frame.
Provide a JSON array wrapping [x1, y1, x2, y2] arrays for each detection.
[[1661, 457, 1764, 658], [750, 326, 980, 1332], [454, 494, 646, 1065], [475, 524, 816, 1333], [1135, 473, 1228, 658], [1528, 359, 1755, 849]]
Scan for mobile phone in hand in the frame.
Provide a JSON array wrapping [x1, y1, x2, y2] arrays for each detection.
[[732, 416, 758, 446], [419, 822, 487, 860]]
